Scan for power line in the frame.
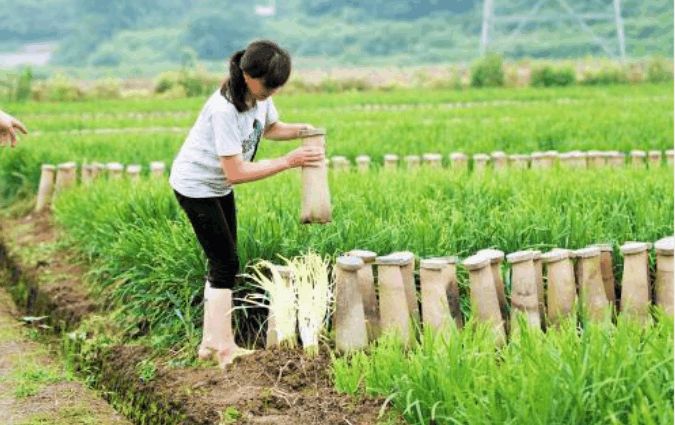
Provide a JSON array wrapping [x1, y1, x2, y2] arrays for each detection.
[[480, 0, 626, 61]]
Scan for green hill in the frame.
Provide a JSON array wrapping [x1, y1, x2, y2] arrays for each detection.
[[0, 0, 671, 76]]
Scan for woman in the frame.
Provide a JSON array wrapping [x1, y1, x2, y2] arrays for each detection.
[[169, 40, 324, 368]]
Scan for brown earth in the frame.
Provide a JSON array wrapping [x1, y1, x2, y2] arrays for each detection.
[[0, 212, 400, 425], [0, 281, 131, 425], [100, 344, 388, 424], [2, 211, 96, 329]]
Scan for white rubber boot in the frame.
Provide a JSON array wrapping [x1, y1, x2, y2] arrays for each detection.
[[199, 284, 254, 368], [197, 280, 212, 360]]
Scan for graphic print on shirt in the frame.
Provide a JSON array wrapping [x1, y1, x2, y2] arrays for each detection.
[[242, 119, 263, 161]]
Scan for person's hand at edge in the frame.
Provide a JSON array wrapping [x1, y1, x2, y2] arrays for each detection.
[[0, 110, 28, 148]]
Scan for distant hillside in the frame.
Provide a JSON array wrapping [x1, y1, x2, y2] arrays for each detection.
[[0, 0, 671, 76]]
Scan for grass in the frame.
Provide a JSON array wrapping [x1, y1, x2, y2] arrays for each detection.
[[135, 358, 157, 383], [17, 407, 101, 425], [332, 312, 674, 425], [1, 324, 73, 399], [218, 406, 242, 424], [0, 291, 72, 399], [13, 364, 64, 398]]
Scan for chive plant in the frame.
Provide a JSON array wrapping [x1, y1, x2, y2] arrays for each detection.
[[332, 313, 673, 425]]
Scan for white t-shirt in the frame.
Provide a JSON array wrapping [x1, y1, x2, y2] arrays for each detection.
[[169, 90, 279, 198]]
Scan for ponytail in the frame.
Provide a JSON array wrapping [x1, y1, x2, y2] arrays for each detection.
[[221, 50, 248, 113]]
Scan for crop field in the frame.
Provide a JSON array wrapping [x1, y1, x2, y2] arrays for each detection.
[[2, 83, 672, 202], [0, 82, 673, 424]]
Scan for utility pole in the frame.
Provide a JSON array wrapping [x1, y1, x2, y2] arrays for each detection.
[[480, 0, 494, 56], [613, 0, 626, 62]]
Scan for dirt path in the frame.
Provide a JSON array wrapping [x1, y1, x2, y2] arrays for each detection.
[[0, 285, 130, 425]]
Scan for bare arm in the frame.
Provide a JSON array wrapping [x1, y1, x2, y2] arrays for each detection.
[[220, 145, 324, 185], [263, 121, 312, 141]]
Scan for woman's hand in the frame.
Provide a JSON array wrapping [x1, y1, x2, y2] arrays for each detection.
[[264, 122, 317, 141], [285, 145, 325, 168], [0, 110, 28, 148], [296, 124, 314, 137]]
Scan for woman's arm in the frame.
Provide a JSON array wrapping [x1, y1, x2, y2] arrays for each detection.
[[220, 144, 324, 184], [263, 121, 312, 141]]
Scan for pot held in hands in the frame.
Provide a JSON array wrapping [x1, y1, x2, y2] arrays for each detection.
[[299, 128, 332, 224]]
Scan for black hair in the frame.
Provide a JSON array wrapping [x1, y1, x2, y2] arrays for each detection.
[[221, 40, 291, 113]]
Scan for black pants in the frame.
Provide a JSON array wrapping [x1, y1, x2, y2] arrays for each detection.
[[174, 190, 239, 289]]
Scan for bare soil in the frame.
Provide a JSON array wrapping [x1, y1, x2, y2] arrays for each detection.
[[102, 344, 387, 424], [0, 284, 130, 425], [2, 211, 96, 328]]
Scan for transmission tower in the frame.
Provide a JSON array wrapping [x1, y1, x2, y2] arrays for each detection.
[[480, 0, 626, 61]]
